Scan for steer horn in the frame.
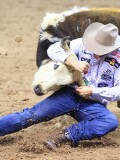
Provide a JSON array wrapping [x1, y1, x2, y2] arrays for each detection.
[[60, 36, 70, 52], [60, 36, 78, 59]]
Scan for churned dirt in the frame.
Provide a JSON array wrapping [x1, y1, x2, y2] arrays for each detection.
[[0, 0, 120, 159]]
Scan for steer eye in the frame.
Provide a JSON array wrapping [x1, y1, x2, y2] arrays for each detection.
[[54, 63, 60, 70]]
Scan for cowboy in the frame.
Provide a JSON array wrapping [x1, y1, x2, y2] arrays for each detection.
[[0, 22, 120, 149]]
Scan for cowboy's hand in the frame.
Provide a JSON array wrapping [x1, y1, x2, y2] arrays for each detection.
[[76, 86, 93, 96], [74, 61, 90, 73]]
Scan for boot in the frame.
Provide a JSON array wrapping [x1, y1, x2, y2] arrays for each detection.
[[44, 130, 71, 150]]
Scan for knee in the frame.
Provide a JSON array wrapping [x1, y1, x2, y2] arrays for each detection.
[[95, 113, 119, 136], [107, 113, 119, 130]]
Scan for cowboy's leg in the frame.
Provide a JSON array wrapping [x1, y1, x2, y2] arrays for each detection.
[[66, 98, 119, 146], [0, 87, 79, 136]]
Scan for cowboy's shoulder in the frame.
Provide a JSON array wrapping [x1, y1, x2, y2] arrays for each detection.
[[71, 38, 82, 44], [70, 38, 82, 49], [105, 50, 120, 68], [71, 38, 93, 55], [110, 48, 120, 62]]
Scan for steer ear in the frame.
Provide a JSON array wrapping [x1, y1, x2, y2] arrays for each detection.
[[54, 63, 60, 70]]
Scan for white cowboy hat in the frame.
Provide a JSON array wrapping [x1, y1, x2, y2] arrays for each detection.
[[82, 22, 120, 55]]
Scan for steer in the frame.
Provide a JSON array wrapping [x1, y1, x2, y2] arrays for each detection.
[[33, 7, 120, 109]]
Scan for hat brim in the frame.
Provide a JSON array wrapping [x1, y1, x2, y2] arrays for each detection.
[[82, 22, 120, 55]]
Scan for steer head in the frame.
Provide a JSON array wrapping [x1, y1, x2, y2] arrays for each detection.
[[32, 59, 79, 96]]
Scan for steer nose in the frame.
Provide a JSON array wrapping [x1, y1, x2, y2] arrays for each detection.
[[33, 84, 44, 96]]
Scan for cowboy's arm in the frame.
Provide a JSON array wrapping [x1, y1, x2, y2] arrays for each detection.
[[91, 86, 120, 101], [47, 38, 89, 72], [47, 38, 81, 62]]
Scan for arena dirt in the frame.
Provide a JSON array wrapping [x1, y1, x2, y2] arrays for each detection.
[[0, 0, 120, 159]]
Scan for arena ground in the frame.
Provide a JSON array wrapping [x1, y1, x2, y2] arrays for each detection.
[[0, 0, 120, 159]]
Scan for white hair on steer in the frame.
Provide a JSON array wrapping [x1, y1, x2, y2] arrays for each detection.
[[41, 6, 89, 30], [41, 6, 84, 30], [32, 59, 83, 95], [40, 6, 89, 42], [39, 31, 61, 42], [40, 13, 64, 42], [41, 13, 65, 31]]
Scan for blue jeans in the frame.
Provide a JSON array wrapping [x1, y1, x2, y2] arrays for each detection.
[[0, 86, 118, 145]]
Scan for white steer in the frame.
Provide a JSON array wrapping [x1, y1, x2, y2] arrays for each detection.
[[32, 59, 84, 95]]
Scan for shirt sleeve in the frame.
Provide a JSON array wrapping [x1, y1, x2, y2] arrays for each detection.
[[47, 38, 82, 62], [91, 67, 120, 101]]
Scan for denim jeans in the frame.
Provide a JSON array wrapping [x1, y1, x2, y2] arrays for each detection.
[[0, 86, 118, 145]]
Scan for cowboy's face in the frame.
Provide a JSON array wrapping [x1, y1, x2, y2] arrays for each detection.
[[94, 49, 119, 59], [94, 54, 105, 59]]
